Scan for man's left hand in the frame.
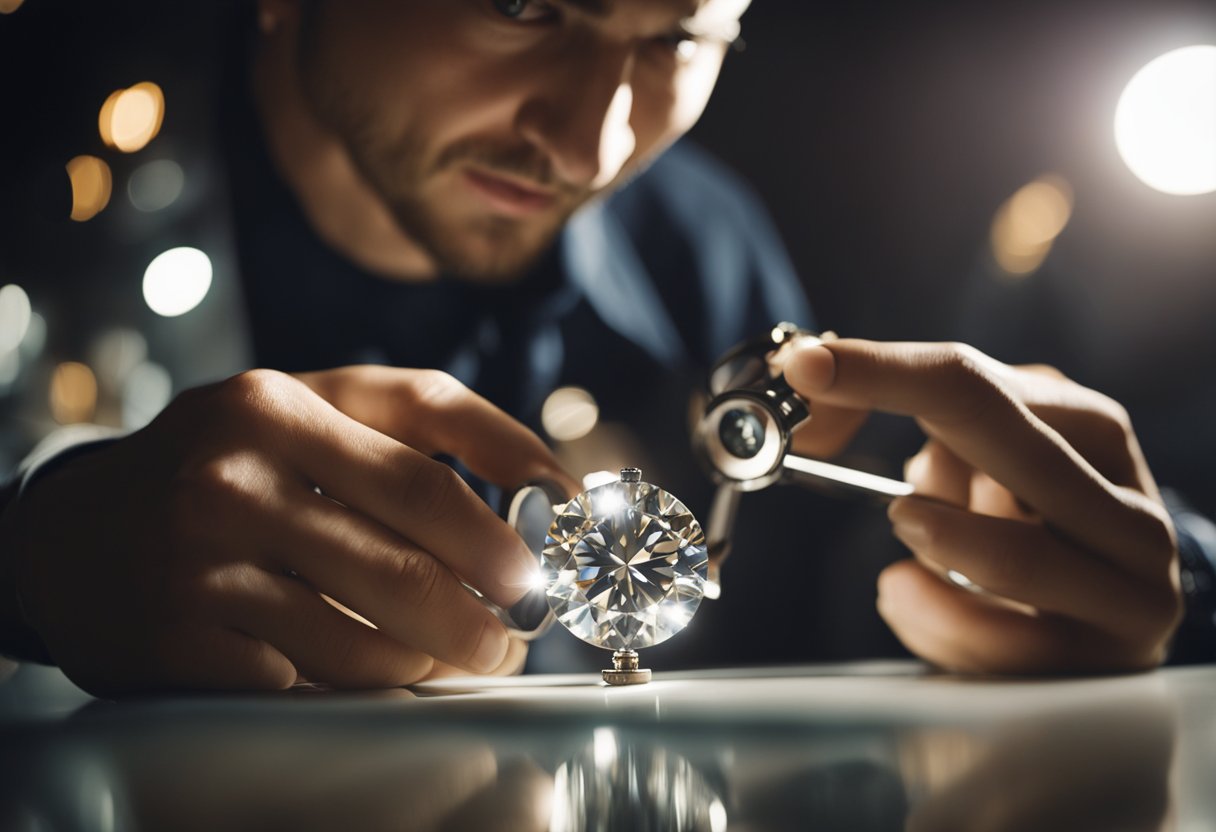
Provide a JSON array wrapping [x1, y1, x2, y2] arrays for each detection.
[[783, 339, 1183, 674]]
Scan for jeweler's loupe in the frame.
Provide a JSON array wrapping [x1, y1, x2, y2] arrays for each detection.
[[694, 323, 914, 500]]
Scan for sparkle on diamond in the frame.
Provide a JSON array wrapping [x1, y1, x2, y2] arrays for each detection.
[[542, 480, 708, 651]]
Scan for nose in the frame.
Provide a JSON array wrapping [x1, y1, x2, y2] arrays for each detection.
[[516, 40, 638, 190]]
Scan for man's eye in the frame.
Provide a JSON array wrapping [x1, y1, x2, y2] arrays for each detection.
[[490, 0, 558, 22]]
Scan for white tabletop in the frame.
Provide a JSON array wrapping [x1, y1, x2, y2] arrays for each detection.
[[2, 661, 1213, 830]]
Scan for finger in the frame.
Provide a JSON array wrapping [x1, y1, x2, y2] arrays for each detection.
[[218, 567, 436, 688], [154, 627, 298, 693], [888, 497, 1176, 641], [904, 440, 971, 507], [262, 378, 536, 605], [268, 487, 515, 674], [425, 637, 529, 679], [876, 560, 1157, 674], [297, 366, 581, 496], [785, 340, 1173, 569], [968, 472, 1034, 521], [789, 400, 869, 458]]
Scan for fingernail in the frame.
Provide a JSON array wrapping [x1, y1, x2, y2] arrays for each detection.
[[470, 621, 510, 673], [784, 343, 836, 394]]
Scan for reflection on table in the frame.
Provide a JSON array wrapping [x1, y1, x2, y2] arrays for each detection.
[[1, 662, 1212, 831]]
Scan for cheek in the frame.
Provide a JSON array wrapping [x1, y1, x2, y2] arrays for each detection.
[[628, 56, 726, 159], [314, 2, 524, 152]]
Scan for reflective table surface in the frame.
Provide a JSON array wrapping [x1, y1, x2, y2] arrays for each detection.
[[2, 660, 1213, 831]]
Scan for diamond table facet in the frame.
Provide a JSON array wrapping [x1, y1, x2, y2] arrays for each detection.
[[542, 477, 708, 651]]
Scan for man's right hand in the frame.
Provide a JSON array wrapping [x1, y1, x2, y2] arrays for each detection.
[[4, 367, 578, 696]]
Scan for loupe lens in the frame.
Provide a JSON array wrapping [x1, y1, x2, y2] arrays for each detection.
[[719, 408, 766, 459]]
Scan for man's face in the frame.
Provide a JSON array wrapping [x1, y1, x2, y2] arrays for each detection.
[[295, 0, 748, 281]]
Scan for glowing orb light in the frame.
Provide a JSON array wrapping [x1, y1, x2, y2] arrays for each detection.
[[1115, 45, 1216, 196], [142, 247, 212, 317]]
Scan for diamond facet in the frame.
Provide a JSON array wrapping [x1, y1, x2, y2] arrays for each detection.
[[542, 477, 708, 651]]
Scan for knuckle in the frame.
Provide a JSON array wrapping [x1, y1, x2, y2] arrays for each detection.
[[389, 546, 445, 608], [219, 369, 299, 417], [934, 343, 1010, 425], [1085, 391, 1135, 446], [403, 458, 468, 524], [1135, 503, 1178, 565], [1100, 395, 1133, 433], [169, 453, 265, 527], [406, 369, 468, 412]]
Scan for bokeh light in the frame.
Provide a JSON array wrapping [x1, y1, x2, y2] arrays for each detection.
[[0, 351, 18, 391], [66, 155, 113, 222], [90, 328, 148, 394], [0, 283, 32, 354], [142, 247, 213, 317], [122, 361, 172, 428], [989, 176, 1074, 277], [128, 159, 185, 212], [1115, 45, 1216, 196], [541, 386, 600, 441], [0, 0, 25, 12], [99, 82, 165, 153], [19, 311, 46, 361], [50, 362, 98, 424]]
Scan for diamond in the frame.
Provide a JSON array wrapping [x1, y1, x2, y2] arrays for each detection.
[[542, 475, 708, 651]]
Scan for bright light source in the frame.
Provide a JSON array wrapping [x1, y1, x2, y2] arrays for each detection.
[[50, 361, 98, 424], [542, 386, 600, 441], [142, 247, 213, 317], [0, 284, 32, 353], [1115, 45, 1216, 195], [128, 159, 184, 212], [99, 82, 165, 153], [990, 175, 1074, 277], [66, 155, 113, 222]]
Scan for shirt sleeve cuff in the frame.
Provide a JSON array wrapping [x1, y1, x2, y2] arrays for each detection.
[[1164, 490, 1216, 664], [0, 425, 126, 664]]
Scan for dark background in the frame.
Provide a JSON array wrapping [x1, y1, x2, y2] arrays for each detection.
[[691, 0, 1216, 517], [2, 0, 1214, 666]]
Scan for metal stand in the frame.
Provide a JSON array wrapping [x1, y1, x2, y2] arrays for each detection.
[[602, 649, 651, 686]]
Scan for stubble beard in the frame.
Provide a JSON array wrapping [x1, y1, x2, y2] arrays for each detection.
[[297, 38, 584, 283]]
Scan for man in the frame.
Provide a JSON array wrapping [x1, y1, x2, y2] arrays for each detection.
[[0, 0, 1204, 694]]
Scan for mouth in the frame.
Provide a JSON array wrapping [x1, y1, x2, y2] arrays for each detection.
[[462, 167, 558, 217]]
